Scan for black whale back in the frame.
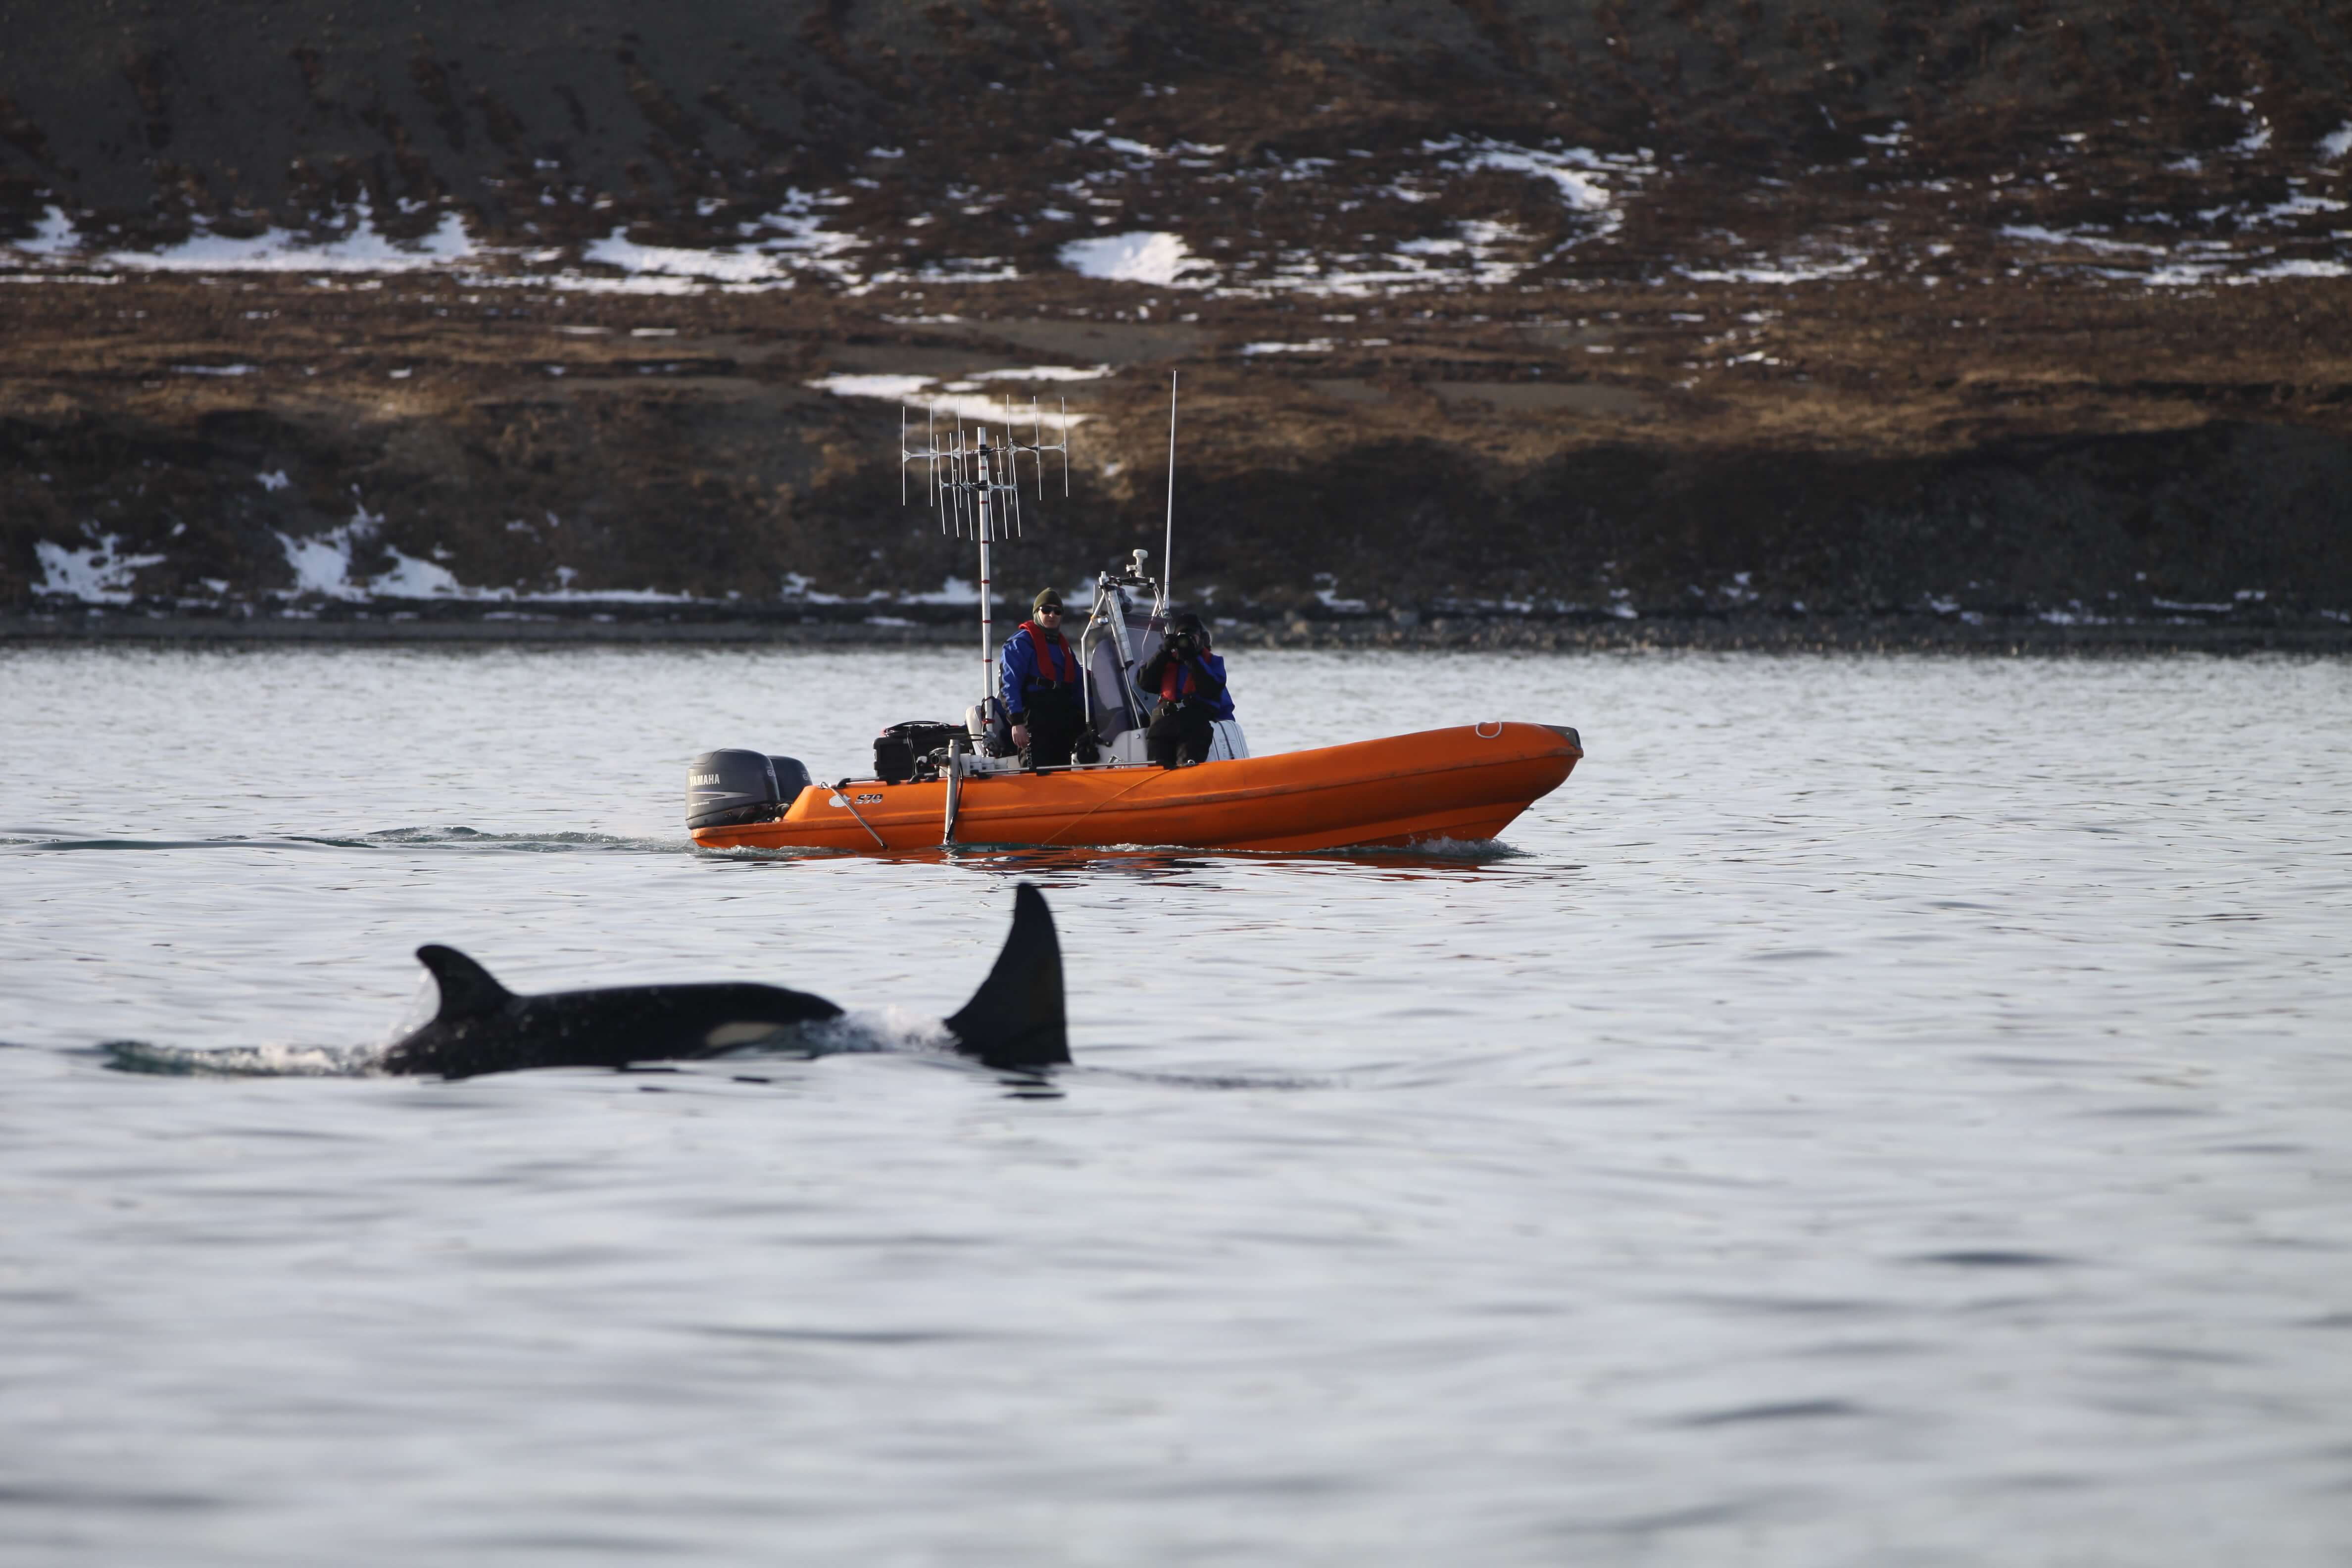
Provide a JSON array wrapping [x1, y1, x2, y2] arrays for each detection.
[[382, 962, 842, 1079], [382, 884, 1068, 1079]]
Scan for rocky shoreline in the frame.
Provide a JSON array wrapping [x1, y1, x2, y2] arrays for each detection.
[[9, 602, 2345, 656], [6, 271, 2349, 626]]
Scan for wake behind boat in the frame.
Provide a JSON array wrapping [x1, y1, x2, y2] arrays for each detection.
[[686, 381, 1582, 854]]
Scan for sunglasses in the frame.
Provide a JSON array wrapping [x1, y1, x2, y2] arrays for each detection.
[[1037, 606, 1064, 616]]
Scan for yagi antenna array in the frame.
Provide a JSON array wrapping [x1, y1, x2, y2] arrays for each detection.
[[900, 396, 1070, 541]]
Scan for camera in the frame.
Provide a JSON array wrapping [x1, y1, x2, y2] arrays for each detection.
[[1168, 629, 1198, 658]]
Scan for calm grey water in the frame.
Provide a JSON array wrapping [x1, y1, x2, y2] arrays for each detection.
[[3, 645, 2349, 1565]]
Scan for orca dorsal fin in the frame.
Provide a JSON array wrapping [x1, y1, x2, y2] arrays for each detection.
[[416, 945, 514, 1022], [944, 883, 1069, 1070]]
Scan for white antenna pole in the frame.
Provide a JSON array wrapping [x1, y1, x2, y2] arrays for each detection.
[[977, 428, 994, 706], [1160, 371, 1177, 614]]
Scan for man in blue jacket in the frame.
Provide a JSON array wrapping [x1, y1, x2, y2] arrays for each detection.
[[1135, 612, 1232, 768], [1002, 588, 1092, 768]]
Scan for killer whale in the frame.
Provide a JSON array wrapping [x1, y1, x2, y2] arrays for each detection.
[[378, 883, 1068, 1078]]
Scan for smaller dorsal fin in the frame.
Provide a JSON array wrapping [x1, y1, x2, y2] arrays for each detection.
[[415, 945, 513, 1022]]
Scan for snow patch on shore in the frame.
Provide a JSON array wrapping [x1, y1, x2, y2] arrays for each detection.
[[104, 204, 477, 273], [778, 574, 1019, 606], [581, 234, 789, 286], [850, 257, 1021, 293], [2237, 257, 2352, 280], [460, 269, 709, 297], [17, 206, 81, 257], [1239, 219, 1542, 297], [8, 196, 863, 293], [973, 364, 1114, 381], [577, 196, 875, 288], [808, 374, 934, 402], [1998, 224, 2164, 256], [903, 577, 982, 604], [2215, 96, 2273, 156], [1060, 232, 1210, 287], [1313, 575, 1368, 613], [1426, 138, 1631, 216], [807, 372, 1094, 428], [740, 191, 866, 283], [35, 534, 167, 602], [274, 503, 699, 602], [1676, 250, 1872, 285], [278, 514, 383, 599]]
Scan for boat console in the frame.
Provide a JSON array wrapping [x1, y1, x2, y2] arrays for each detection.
[[1075, 549, 1249, 767]]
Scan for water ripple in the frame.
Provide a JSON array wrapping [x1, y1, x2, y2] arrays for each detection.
[[1, 645, 2347, 1565]]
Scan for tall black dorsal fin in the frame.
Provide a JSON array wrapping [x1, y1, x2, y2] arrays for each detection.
[[943, 883, 1069, 1070], [416, 945, 513, 1022]]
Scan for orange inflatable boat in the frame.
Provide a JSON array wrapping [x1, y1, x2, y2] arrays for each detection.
[[689, 722, 1581, 854], [687, 397, 1584, 856]]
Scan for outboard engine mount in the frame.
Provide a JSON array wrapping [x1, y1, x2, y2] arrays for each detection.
[[686, 749, 803, 830]]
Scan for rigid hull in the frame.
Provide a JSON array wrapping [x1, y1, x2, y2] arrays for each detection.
[[691, 723, 1582, 855]]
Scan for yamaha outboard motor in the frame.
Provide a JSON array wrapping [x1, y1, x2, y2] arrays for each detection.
[[686, 750, 813, 830], [768, 755, 814, 803]]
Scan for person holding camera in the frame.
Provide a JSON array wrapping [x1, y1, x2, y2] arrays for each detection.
[[1136, 611, 1232, 769], [1002, 588, 1092, 769]]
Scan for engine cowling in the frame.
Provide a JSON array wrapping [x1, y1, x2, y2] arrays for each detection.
[[686, 750, 814, 830]]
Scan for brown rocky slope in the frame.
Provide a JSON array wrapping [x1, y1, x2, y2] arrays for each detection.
[[4, 1, 2349, 640]]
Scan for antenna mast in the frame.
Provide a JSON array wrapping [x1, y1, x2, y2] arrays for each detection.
[[902, 396, 1069, 706], [1159, 372, 1177, 615]]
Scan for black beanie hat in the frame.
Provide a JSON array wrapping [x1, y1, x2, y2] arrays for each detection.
[[1034, 588, 1064, 613]]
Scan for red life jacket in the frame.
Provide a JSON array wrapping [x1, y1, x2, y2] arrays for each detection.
[[1160, 656, 1197, 702], [1019, 621, 1078, 685]]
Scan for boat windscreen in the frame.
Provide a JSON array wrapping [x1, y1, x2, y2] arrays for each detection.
[[1084, 602, 1164, 739], [1130, 610, 1165, 671], [1087, 638, 1138, 738]]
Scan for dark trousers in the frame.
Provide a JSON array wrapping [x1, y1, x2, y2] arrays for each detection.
[[1146, 699, 1215, 768], [1021, 685, 1086, 769]]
